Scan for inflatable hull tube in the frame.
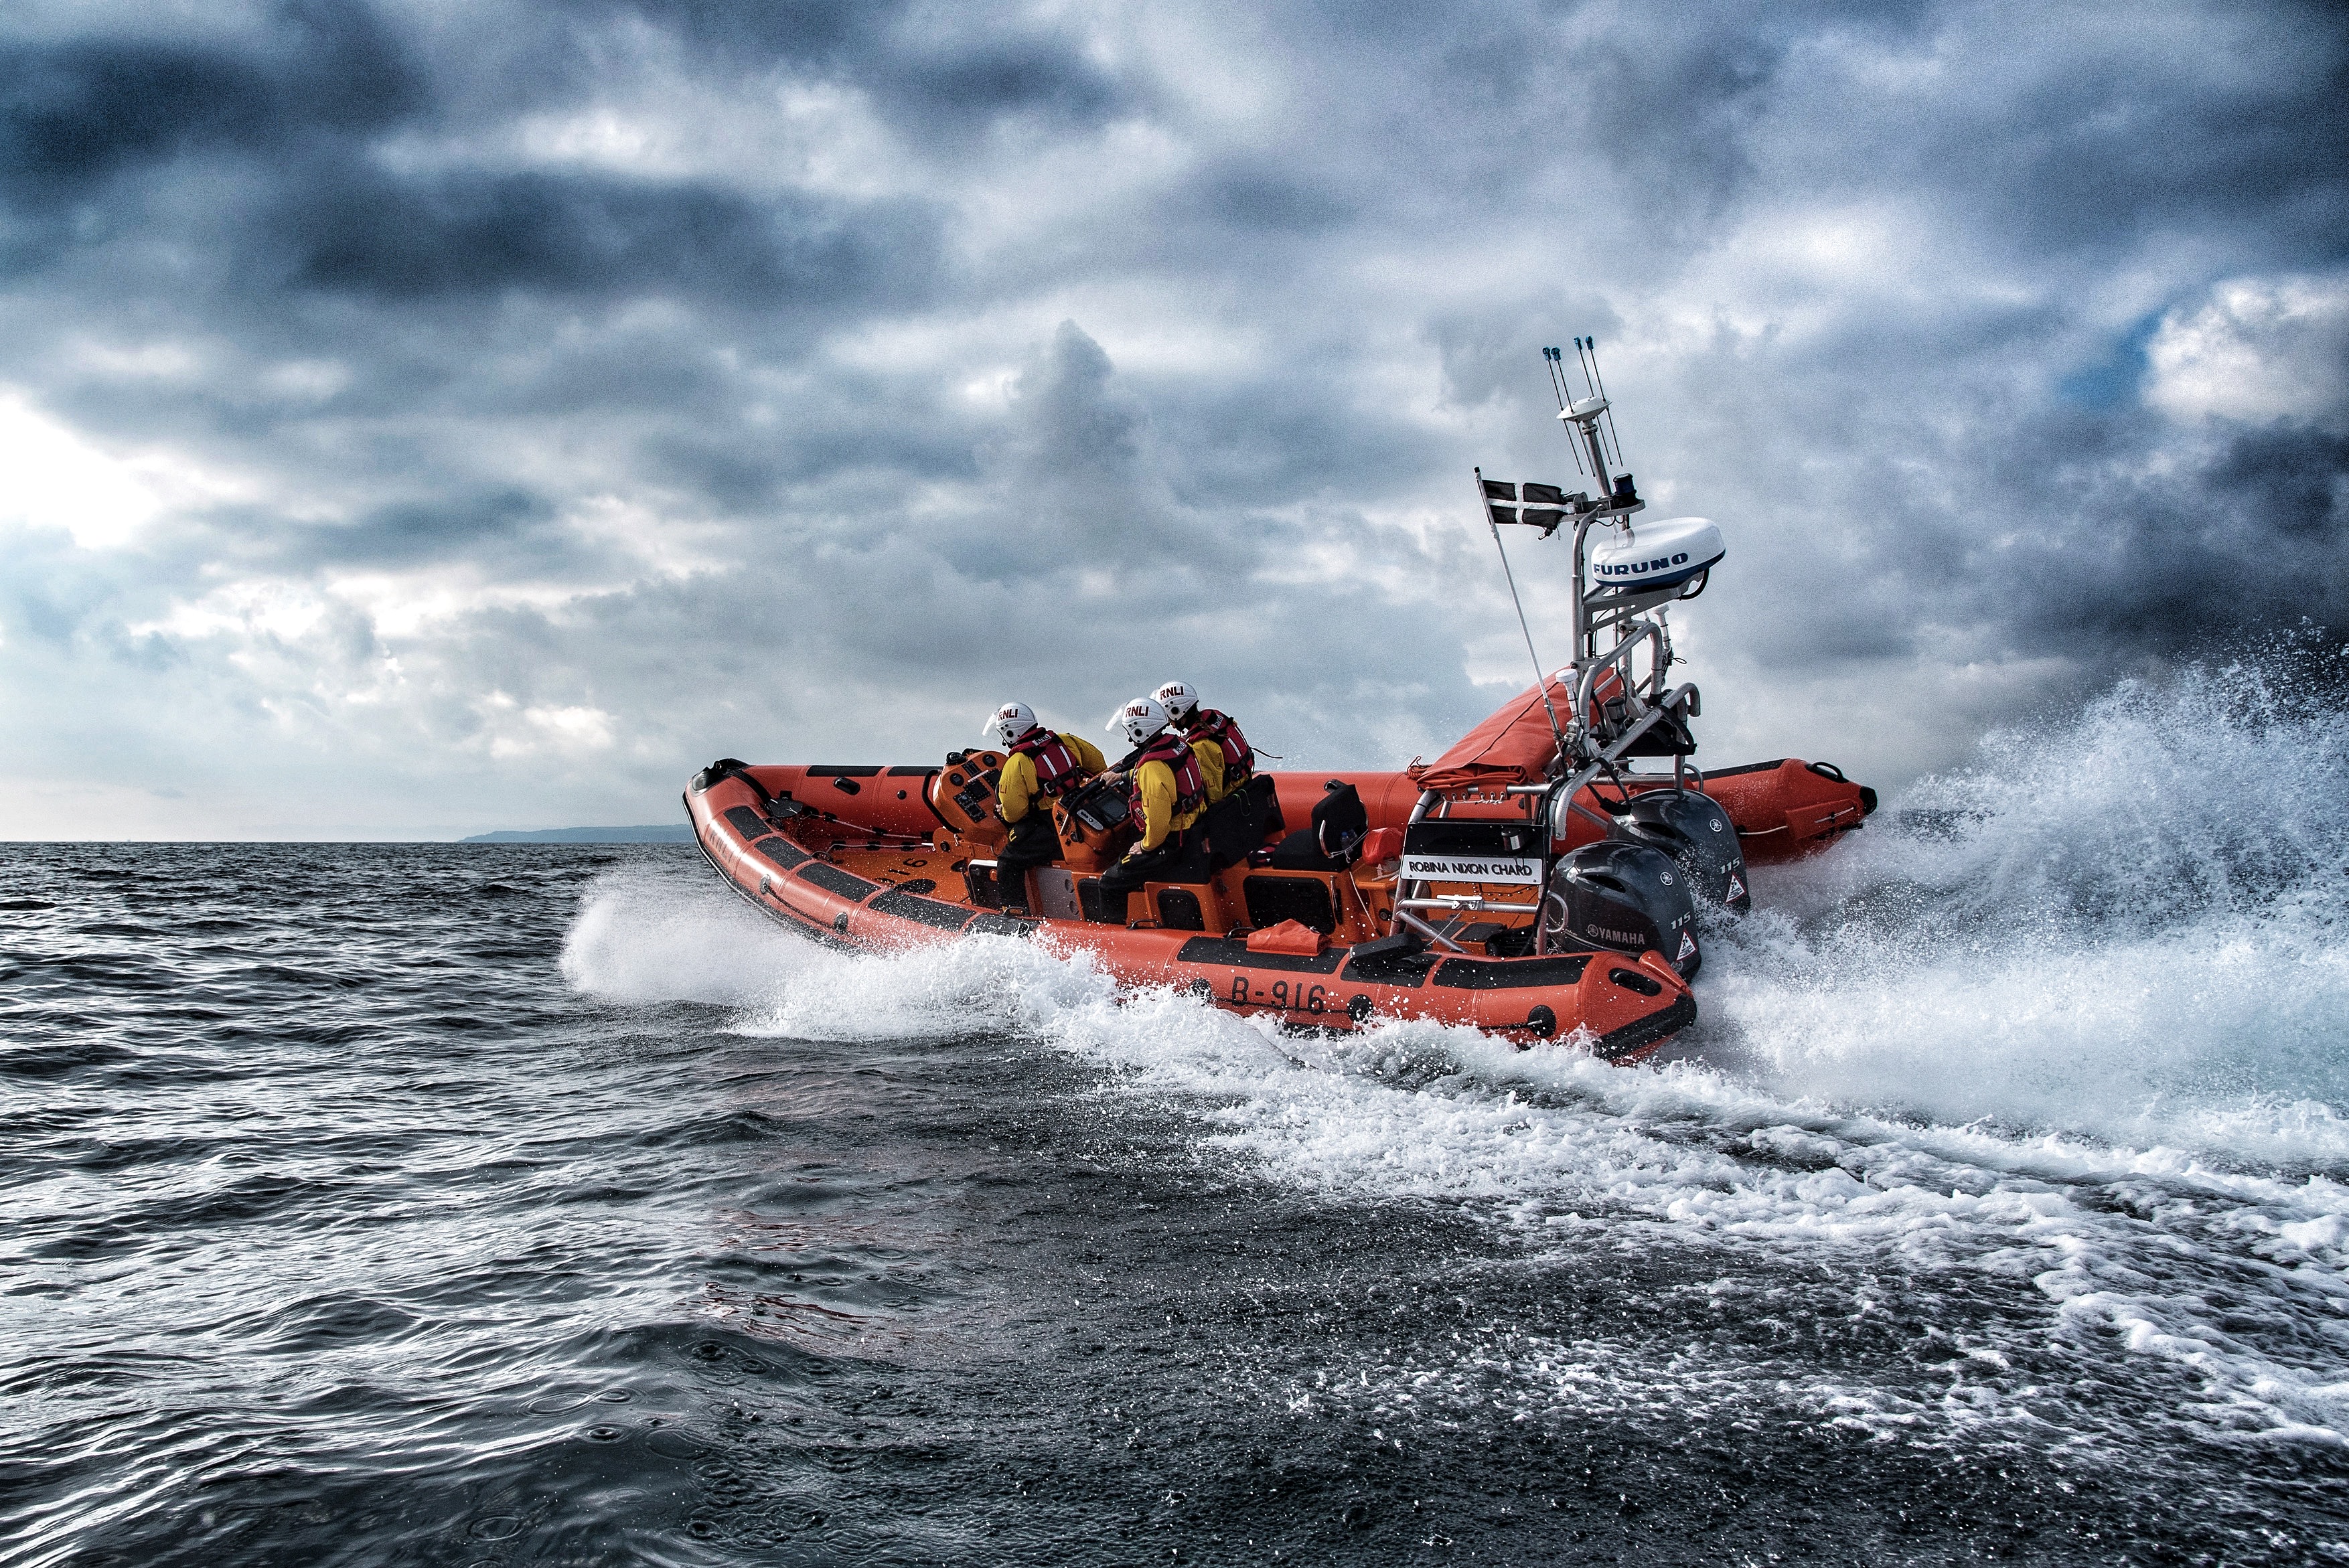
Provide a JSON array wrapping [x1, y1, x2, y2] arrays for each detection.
[[686, 767, 1693, 1061]]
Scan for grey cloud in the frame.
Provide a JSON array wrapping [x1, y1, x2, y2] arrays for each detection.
[[2, 0, 2346, 835], [1180, 160, 1357, 236], [291, 490, 565, 571], [0, 1, 423, 210], [1983, 22, 2346, 257], [882, 32, 1130, 134], [1144, 372, 1445, 509], [589, 0, 1135, 138], [271, 163, 944, 305], [952, 322, 1254, 584], [585, 0, 878, 60], [1986, 420, 2349, 657], [1752, 1, 2349, 270]]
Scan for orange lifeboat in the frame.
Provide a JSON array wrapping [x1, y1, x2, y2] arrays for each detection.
[[684, 749, 1695, 1061], [679, 676, 1873, 1063], [684, 354, 1878, 1059]]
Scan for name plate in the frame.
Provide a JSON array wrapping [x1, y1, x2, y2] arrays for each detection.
[[1400, 853, 1544, 886]]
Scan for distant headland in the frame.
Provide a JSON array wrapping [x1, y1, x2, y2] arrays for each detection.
[[459, 826, 694, 844]]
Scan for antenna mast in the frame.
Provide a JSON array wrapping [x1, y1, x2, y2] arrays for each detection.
[[1476, 466, 1569, 759]]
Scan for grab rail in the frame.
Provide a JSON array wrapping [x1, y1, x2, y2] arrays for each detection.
[[1572, 619, 1667, 744]]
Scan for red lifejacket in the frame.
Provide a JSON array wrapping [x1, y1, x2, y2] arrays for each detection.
[[1130, 728, 1207, 821], [1010, 726, 1085, 796], [1189, 708, 1253, 779]]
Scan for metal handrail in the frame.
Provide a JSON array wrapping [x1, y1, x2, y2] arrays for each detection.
[[1572, 619, 1666, 739], [1537, 683, 1699, 841], [1391, 907, 1470, 952], [1383, 683, 1693, 955]]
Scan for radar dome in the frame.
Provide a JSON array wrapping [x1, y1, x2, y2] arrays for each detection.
[[1587, 516, 1724, 593]]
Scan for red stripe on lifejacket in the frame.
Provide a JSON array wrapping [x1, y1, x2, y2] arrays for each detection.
[[1191, 708, 1252, 776], [1010, 726, 1084, 795], [1132, 729, 1207, 817]]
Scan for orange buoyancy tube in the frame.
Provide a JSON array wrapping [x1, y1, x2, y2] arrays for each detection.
[[686, 766, 1696, 1059]]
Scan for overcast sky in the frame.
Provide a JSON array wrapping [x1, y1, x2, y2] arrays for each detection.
[[3, 0, 2343, 838]]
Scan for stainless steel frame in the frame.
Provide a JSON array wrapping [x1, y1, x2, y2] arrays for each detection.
[[1387, 386, 1709, 955]]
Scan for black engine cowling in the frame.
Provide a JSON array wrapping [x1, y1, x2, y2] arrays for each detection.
[[1608, 788, 1750, 912], [1543, 842, 1701, 977]]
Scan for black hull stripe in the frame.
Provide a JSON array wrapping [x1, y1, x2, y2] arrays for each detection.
[[1432, 954, 1594, 990], [797, 861, 879, 899], [1174, 936, 1346, 974], [1592, 992, 1695, 1060], [751, 834, 810, 869], [690, 806, 856, 951], [869, 888, 975, 931]]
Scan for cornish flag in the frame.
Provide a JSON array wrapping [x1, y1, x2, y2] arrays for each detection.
[[1482, 477, 1574, 533]]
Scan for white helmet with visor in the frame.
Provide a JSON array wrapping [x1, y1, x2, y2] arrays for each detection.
[[1108, 696, 1171, 750], [982, 701, 1037, 749]]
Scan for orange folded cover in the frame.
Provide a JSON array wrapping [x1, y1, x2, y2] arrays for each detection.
[[1417, 670, 1618, 793], [1245, 919, 1326, 956]]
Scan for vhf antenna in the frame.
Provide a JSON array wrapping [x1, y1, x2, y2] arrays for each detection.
[[1576, 336, 1626, 468], [1541, 346, 1586, 475]]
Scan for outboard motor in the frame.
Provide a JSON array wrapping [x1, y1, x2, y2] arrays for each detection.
[[1609, 789, 1749, 912], [1543, 841, 1701, 977]]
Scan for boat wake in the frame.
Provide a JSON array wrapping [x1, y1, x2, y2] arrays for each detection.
[[1704, 658, 2349, 1163], [563, 660, 2349, 1451]]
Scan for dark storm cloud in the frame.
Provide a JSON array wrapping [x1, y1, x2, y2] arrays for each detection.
[[2, 0, 951, 319], [294, 491, 564, 570], [0, 1, 429, 280], [589, 0, 1134, 138], [273, 163, 941, 304], [956, 321, 1258, 583], [883, 32, 1129, 133], [1178, 159, 1357, 236], [1144, 367, 1444, 507], [1985, 420, 2349, 657], [0, 1, 423, 209], [1940, 6, 2348, 259]]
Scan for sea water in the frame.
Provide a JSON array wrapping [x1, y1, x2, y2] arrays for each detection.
[[5, 665, 2346, 1565]]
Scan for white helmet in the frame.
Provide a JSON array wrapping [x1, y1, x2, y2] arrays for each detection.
[[1108, 696, 1171, 749], [1152, 680, 1200, 723], [982, 701, 1037, 748]]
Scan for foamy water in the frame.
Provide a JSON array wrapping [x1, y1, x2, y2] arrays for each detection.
[[562, 663, 2349, 1458]]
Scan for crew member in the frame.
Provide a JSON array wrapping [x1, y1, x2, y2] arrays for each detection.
[[983, 701, 1105, 916], [1154, 680, 1265, 869], [1152, 680, 1253, 801], [1093, 696, 1208, 922]]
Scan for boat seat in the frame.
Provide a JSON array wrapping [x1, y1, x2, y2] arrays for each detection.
[[1267, 781, 1368, 871], [1203, 775, 1284, 870], [1154, 886, 1207, 931], [1243, 874, 1337, 935], [1146, 873, 1244, 933]]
